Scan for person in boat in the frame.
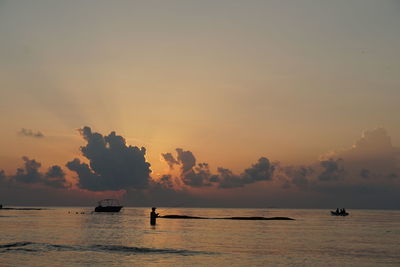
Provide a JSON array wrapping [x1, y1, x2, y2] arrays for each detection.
[[335, 208, 339, 214], [341, 208, 346, 215], [150, 207, 159, 225]]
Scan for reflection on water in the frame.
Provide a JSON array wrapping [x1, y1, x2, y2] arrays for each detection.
[[0, 208, 399, 266]]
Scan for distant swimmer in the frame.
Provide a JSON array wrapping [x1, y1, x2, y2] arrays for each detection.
[[150, 207, 159, 225]]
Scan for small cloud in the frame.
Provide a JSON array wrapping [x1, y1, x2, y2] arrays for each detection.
[[161, 153, 179, 168], [18, 128, 44, 138]]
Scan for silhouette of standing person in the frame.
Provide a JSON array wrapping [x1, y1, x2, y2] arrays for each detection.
[[150, 207, 159, 225]]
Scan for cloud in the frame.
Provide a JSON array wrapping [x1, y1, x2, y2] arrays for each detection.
[[0, 170, 6, 182], [218, 157, 275, 188], [66, 126, 152, 191], [271, 128, 400, 198], [176, 148, 196, 173], [275, 128, 400, 206], [183, 162, 214, 187], [318, 158, 345, 181], [44, 165, 68, 188], [10, 156, 69, 188], [66, 159, 97, 188], [158, 174, 174, 188], [279, 165, 313, 189], [243, 157, 275, 182], [18, 128, 44, 138], [163, 148, 214, 187], [329, 128, 400, 180], [216, 167, 243, 188], [2, 126, 400, 209], [162, 149, 275, 189], [13, 156, 42, 184], [161, 153, 179, 168]]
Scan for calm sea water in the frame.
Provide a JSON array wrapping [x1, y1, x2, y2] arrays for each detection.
[[0, 207, 399, 266]]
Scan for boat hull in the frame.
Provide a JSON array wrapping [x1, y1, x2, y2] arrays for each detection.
[[94, 206, 123, 212], [331, 211, 349, 216]]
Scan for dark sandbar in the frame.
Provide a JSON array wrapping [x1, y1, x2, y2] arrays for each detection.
[[160, 215, 294, 220]]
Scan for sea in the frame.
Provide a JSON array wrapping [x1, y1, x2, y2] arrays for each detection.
[[0, 207, 399, 266]]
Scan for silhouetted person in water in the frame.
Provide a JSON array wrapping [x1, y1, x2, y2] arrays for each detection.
[[150, 207, 159, 225], [336, 208, 339, 214]]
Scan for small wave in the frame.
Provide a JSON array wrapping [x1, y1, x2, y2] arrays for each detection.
[[91, 244, 199, 255], [0, 242, 34, 249], [0, 242, 208, 255]]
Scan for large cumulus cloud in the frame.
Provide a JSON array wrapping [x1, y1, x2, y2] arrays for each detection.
[[333, 128, 400, 179], [278, 128, 400, 200], [66, 126, 151, 191]]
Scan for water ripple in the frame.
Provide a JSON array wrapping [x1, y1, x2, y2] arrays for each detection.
[[0, 241, 208, 256]]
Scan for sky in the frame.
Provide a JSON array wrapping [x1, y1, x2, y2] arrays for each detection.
[[0, 0, 399, 208]]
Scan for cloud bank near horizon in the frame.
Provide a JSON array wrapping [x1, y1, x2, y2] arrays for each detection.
[[0, 127, 399, 208], [7, 156, 69, 189], [162, 149, 275, 189]]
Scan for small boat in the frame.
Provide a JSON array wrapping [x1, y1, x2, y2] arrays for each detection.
[[94, 199, 123, 212], [331, 210, 349, 216]]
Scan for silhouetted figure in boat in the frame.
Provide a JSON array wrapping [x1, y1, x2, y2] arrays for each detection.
[[150, 207, 159, 225], [331, 208, 349, 216]]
